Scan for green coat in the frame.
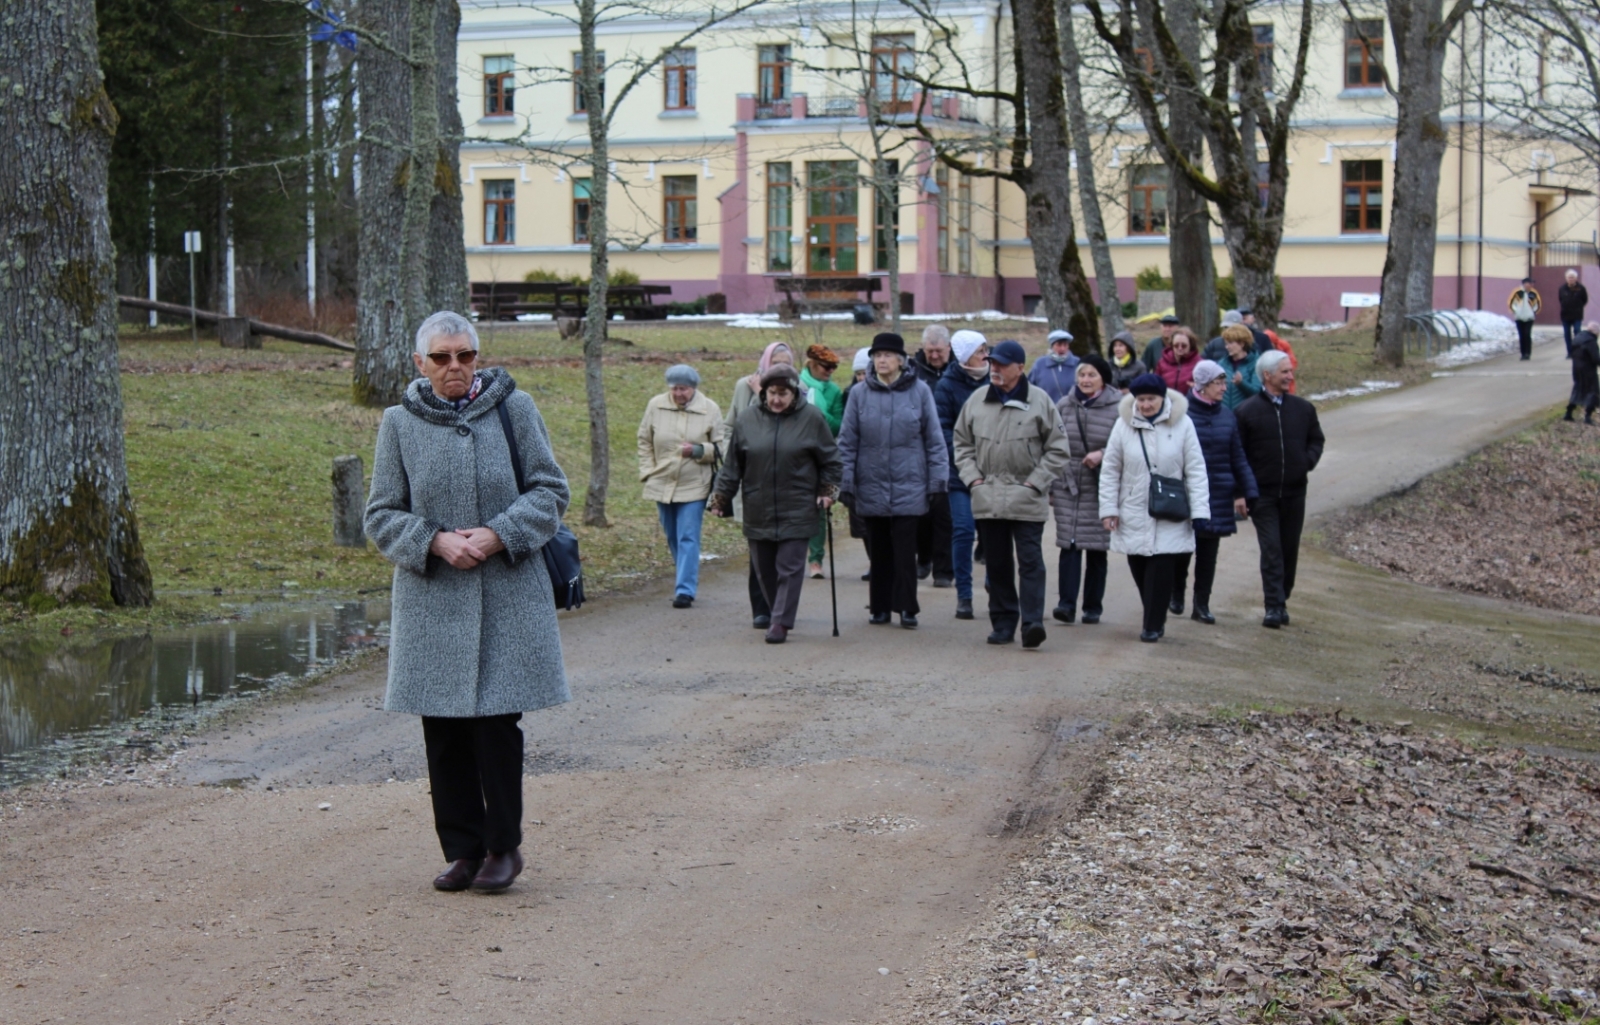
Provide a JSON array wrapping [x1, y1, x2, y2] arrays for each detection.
[[800, 367, 844, 435], [713, 393, 842, 542]]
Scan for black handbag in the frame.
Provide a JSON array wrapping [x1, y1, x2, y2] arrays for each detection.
[[1137, 429, 1191, 523], [495, 399, 586, 611]]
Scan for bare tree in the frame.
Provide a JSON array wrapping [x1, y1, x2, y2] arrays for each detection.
[[0, 0, 153, 607], [352, 0, 469, 408], [1085, 0, 1316, 327], [1488, 0, 1600, 170], [1057, 3, 1127, 338], [1350, 1, 1475, 367]]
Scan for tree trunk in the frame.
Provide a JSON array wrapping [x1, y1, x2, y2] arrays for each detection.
[[1012, 0, 1100, 352], [1375, 0, 1453, 367], [354, 0, 462, 408], [1162, 0, 1218, 337], [1057, 3, 1125, 338], [580, 0, 612, 527], [0, 0, 153, 607]]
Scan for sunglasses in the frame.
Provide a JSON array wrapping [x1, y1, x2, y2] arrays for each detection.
[[426, 349, 478, 366]]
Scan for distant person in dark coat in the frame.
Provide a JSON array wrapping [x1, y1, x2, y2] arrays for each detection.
[[1558, 270, 1589, 355], [1234, 350, 1325, 629], [1029, 329, 1082, 403], [1108, 332, 1147, 392], [1172, 360, 1258, 624], [909, 325, 955, 588], [936, 330, 991, 619], [1565, 323, 1599, 424], [1140, 314, 1180, 372]]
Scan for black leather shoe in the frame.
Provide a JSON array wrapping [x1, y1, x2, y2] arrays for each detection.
[[955, 599, 974, 620], [1280, 609, 1292, 625], [1192, 604, 1215, 624], [470, 849, 523, 892], [1079, 612, 1101, 624], [1262, 608, 1284, 629], [869, 611, 891, 625], [933, 575, 954, 588], [1052, 605, 1076, 624], [433, 858, 483, 892], [986, 629, 1014, 645], [753, 615, 771, 629], [764, 623, 788, 644], [1168, 596, 1184, 616], [1021, 623, 1047, 649], [900, 613, 918, 629], [1139, 630, 1161, 643], [672, 594, 693, 608]]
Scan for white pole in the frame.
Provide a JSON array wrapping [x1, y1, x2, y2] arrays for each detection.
[[306, 35, 318, 319], [225, 219, 236, 317], [147, 176, 157, 327]]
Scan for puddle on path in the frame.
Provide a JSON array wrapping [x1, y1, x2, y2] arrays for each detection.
[[0, 601, 389, 787]]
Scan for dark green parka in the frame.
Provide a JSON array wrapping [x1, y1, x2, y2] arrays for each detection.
[[713, 391, 842, 542]]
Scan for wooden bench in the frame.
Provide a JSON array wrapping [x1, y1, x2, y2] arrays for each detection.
[[772, 276, 883, 320], [470, 282, 674, 321]]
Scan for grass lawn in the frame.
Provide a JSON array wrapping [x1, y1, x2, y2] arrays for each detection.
[[2, 314, 1419, 634]]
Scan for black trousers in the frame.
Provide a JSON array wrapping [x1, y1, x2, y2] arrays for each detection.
[[1057, 545, 1108, 615], [916, 493, 954, 577], [1516, 319, 1534, 359], [1250, 494, 1306, 610], [976, 519, 1046, 633], [1171, 534, 1222, 606], [748, 564, 771, 619], [866, 515, 921, 615], [422, 713, 524, 862], [1126, 553, 1179, 634], [750, 538, 810, 628]]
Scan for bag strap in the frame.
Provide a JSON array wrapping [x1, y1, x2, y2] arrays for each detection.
[[1137, 425, 1154, 475], [1073, 405, 1092, 462], [495, 399, 529, 495]]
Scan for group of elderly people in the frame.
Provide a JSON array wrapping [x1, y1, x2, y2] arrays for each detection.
[[363, 309, 1324, 893]]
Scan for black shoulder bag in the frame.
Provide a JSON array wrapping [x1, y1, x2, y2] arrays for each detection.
[[495, 400, 585, 611], [1137, 428, 1191, 522]]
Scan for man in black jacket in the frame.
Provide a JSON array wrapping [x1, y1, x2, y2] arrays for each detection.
[[910, 325, 955, 585], [1558, 269, 1589, 356], [1234, 350, 1325, 628]]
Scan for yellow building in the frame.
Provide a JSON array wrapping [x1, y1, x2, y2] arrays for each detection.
[[457, 1, 1597, 323]]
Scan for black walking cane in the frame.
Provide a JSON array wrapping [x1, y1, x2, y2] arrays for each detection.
[[826, 504, 839, 637]]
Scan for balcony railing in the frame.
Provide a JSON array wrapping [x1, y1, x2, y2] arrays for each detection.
[[755, 98, 793, 120]]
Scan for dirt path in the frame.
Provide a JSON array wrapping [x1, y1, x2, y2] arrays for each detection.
[[0, 338, 1583, 1025]]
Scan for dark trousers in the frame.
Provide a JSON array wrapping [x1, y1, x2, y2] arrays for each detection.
[[748, 565, 771, 619], [1126, 553, 1179, 634], [1171, 534, 1222, 606], [976, 519, 1046, 633], [1516, 319, 1534, 359], [916, 493, 954, 577], [1251, 494, 1306, 610], [422, 713, 524, 862], [1057, 545, 1108, 615], [865, 515, 921, 615], [1564, 318, 1582, 354], [750, 538, 809, 628]]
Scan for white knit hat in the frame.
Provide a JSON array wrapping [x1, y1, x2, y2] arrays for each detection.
[[950, 329, 987, 364], [852, 347, 871, 372]]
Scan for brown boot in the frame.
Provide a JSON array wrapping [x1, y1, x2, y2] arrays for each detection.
[[471, 849, 524, 892]]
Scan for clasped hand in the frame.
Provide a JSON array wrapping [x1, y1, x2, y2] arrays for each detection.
[[431, 526, 505, 569]]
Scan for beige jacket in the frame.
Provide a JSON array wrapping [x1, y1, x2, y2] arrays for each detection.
[[637, 390, 725, 503], [952, 378, 1073, 522]]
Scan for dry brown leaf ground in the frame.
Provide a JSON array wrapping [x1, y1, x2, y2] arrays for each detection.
[[886, 710, 1600, 1025]]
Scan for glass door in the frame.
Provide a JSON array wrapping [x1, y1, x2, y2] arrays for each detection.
[[806, 161, 858, 273]]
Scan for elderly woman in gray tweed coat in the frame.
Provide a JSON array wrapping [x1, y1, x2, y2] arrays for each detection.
[[365, 310, 570, 895]]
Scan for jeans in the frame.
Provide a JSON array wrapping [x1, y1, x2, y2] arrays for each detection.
[[976, 519, 1046, 633], [947, 489, 976, 600], [1126, 553, 1179, 634], [865, 515, 921, 615], [1250, 494, 1307, 610], [656, 500, 706, 598], [1057, 545, 1108, 615], [1564, 318, 1582, 354], [422, 713, 525, 862], [1516, 319, 1534, 359], [1171, 534, 1222, 606]]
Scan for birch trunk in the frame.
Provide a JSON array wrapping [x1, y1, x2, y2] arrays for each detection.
[[1057, 3, 1126, 338], [0, 0, 153, 607], [579, 0, 613, 527]]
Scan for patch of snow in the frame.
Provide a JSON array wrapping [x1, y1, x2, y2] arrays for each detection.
[[902, 309, 1048, 323], [1300, 321, 1348, 333], [1307, 380, 1403, 401], [514, 312, 553, 321]]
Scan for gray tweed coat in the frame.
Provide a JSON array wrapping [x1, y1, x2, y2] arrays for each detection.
[[365, 367, 571, 718]]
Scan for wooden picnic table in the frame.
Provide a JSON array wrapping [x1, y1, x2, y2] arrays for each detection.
[[470, 281, 673, 321]]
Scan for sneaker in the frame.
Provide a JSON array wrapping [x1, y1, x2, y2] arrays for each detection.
[[808, 562, 824, 579], [1020, 623, 1047, 649], [955, 599, 974, 620], [1052, 605, 1076, 624], [672, 594, 693, 609]]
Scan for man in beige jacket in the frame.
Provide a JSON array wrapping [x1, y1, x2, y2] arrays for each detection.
[[952, 340, 1073, 648], [638, 364, 726, 607]]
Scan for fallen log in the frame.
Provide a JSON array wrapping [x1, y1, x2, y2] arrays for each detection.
[[118, 296, 355, 352]]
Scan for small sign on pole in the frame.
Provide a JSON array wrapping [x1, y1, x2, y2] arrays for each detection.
[[1340, 292, 1380, 322], [184, 231, 202, 342]]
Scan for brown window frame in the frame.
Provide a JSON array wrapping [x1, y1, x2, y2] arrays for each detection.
[[1252, 25, 1275, 85], [484, 55, 515, 116], [663, 175, 698, 243], [572, 178, 591, 243], [1131, 47, 1156, 77], [767, 163, 794, 271], [758, 44, 792, 104], [805, 160, 859, 274], [573, 50, 605, 114], [1341, 159, 1383, 234], [483, 179, 516, 245], [956, 173, 973, 275], [663, 48, 696, 110], [873, 160, 900, 272], [1344, 20, 1384, 88], [934, 164, 950, 273], [871, 33, 916, 114], [1127, 165, 1168, 236]]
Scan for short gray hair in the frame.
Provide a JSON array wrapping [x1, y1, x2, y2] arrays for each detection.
[[1257, 349, 1290, 375], [415, 310, 480, 356], [921, 324, 951, 346], [1220, 310, 1244, 327]]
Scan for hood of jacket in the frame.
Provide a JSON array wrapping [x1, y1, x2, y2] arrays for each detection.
[[1118, 388, 1188, 428], [866, 368, 921, 393], [758, 387, 812, 416], [1060, 385, 1122, 412], [402, 366, 517, 426]]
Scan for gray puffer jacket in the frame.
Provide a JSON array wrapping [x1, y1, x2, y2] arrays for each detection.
[[1049, 386, 1122, 551], [837, 370, 947, 518]]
